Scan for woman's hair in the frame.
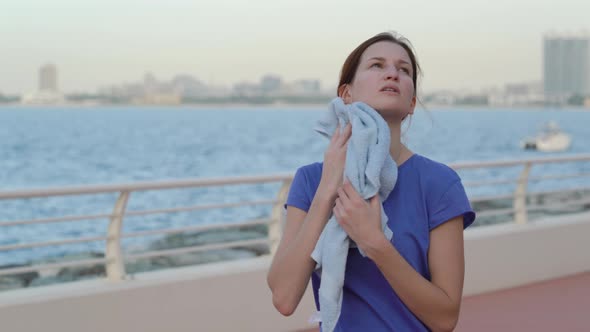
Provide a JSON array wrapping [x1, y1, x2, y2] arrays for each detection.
[[337, 32, 421, 99]]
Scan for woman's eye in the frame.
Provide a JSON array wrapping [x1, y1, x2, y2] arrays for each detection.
[[370, 62, 382, 68], [400, 67, 410, 74]]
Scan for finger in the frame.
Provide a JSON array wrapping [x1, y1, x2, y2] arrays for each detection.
[[370, 195, 381, 208], [339, 123, 352, 146], [337, 186, 351, 205], [333, 199, 342, 220], [330, 124, 341, 143], [342, 179, 360, 201], [344, 122, 352, 137], [340, 140, 349, 151]]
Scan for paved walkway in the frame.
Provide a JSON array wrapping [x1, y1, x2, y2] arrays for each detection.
[[456, 272, 590, 331], [298, 272, 590, 332]]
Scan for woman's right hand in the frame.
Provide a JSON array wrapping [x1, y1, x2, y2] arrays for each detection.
[[319, 123, 352, 198]]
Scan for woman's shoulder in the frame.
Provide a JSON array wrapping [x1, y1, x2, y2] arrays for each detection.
[[295, 161, 323, 178], [288, 162, 324, 209], [409, 154, 459, 179], [408, 154, 475, 229], [406, 154, 461, 189]]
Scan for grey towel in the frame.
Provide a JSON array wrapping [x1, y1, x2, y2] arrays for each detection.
[[311, 97, 397, 332]]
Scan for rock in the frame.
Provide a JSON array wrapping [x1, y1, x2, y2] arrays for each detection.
[[0, 277, 25, 291], [57, 264, 105, 279], [150, 228, 266, 251], [29, 275, 74, 288], [126, 256, 175, 274], [0, 264, 39, 286], [168, 249, 257, 267]]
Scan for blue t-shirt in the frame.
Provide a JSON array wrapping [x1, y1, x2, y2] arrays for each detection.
[[285, 153, 476, 332]]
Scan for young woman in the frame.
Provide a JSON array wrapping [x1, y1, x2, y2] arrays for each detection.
[[267, 32, 476, 332]]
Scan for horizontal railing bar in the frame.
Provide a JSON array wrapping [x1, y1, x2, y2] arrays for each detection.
[[0, 236, 108, 252], [0, 200, 277, 227], [124, 199, 277, 217], [528, 172, 590, 182], [0, 258, 109, 277], [0, 174, 293, 200], [121, 219, 271, 239], [450, 153, 590, 170], [473, 208, 515, 218], [469, 187, 590, 204], [125, 238, 269, 261], [464, 172, 590, 187], [527, 196, 590, 212], [527, 187, 590, 198], [469, 193, 515, 203], [0, 213, 114, 227], [464, 179, 518, 187]]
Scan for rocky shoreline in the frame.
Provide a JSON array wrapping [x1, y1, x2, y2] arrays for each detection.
[[0, 224, 269, 292]]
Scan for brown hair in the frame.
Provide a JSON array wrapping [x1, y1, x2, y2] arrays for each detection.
[[337, 32, 421, 99]]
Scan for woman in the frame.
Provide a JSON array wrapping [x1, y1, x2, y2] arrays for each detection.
[[267, 32, 476, 332]]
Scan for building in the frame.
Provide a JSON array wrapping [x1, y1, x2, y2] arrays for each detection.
[[259, 74, 282, 95], [543, 33, 590, 103], [21, 63, 63, 104], [39, 63, 58, 92]]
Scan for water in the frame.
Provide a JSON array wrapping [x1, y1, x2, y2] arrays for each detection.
[[1, 105, 590, 265]]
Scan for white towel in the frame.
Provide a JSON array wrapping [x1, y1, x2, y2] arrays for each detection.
[[311, 97, 397, 332]]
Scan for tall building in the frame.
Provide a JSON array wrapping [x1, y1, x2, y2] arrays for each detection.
[[543, 34, 590, 103], [39, 63, 58, 92], [260, 75, 282, 94]]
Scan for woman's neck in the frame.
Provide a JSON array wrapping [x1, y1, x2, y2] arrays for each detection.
[[388, 121, 412, 166]]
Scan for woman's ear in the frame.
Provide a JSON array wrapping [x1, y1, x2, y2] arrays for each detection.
[[338, 84, 353, 104], [408, 95, 416, 115]]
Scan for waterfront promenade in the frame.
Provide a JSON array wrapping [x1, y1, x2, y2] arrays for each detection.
[[0, 154, 589, 331]]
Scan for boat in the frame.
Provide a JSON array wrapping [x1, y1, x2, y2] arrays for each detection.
[[521, 121, 572, 152]]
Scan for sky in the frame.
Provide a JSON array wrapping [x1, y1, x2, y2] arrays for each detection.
[[1, 0, 589, 95]]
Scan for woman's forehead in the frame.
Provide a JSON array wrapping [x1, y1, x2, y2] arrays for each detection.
[[361, 41, 411, 63]]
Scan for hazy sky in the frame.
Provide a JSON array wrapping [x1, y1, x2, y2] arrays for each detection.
[[1, 0, 589, 94]]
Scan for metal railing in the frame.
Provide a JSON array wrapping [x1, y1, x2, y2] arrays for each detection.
[[1, 154, 590, 283], [0, 175, 293, 280], [454, 154, 590, 225]]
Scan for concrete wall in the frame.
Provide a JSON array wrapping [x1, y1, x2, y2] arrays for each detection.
[[0, 257, 318, 332], [1, 213, 589, 332], [463, 212, 590, 296]]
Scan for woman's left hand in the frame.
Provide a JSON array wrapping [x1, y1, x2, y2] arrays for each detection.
[[333, 178, 385, 252]]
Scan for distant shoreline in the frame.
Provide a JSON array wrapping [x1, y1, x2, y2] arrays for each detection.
[[0, 102, 328, 110], [0, 102, 589, 111]]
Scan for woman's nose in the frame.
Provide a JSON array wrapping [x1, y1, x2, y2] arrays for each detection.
[[384, 66, 399, 80]]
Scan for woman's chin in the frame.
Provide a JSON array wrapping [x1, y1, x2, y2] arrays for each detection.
[[374, 106, 408, 121]]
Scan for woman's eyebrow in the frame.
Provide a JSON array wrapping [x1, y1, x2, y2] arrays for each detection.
[[367, 56, 386, 62], [366, 57, 411, 66]]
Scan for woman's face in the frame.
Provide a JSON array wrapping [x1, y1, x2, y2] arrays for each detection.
[[341, 41, 416, 121]]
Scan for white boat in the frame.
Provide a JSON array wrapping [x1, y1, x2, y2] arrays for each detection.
[[521, 121, 572, 152]]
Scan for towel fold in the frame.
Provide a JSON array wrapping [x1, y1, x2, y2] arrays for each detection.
[[311, 97, 397, 332]]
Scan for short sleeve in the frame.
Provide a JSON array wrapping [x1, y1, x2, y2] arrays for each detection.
[[284, 167, 312, 212], [429, 180, 476, 230]]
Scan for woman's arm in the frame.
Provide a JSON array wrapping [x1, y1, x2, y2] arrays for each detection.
[[267, 123, 351, 316], [366, 217, 465, 332], [266, 186, 336, 316], [334, 181, 465, 332]]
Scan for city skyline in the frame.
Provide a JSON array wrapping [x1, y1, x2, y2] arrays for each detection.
[[2, 0, 590, 95]]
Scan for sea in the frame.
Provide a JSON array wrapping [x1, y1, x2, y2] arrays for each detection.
[[1, 105, 590, 265]]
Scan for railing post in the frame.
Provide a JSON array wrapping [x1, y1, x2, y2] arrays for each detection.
[[269, 179, 292, 256], [514, 163, 532, 225], [106, 191, 130, 281]]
